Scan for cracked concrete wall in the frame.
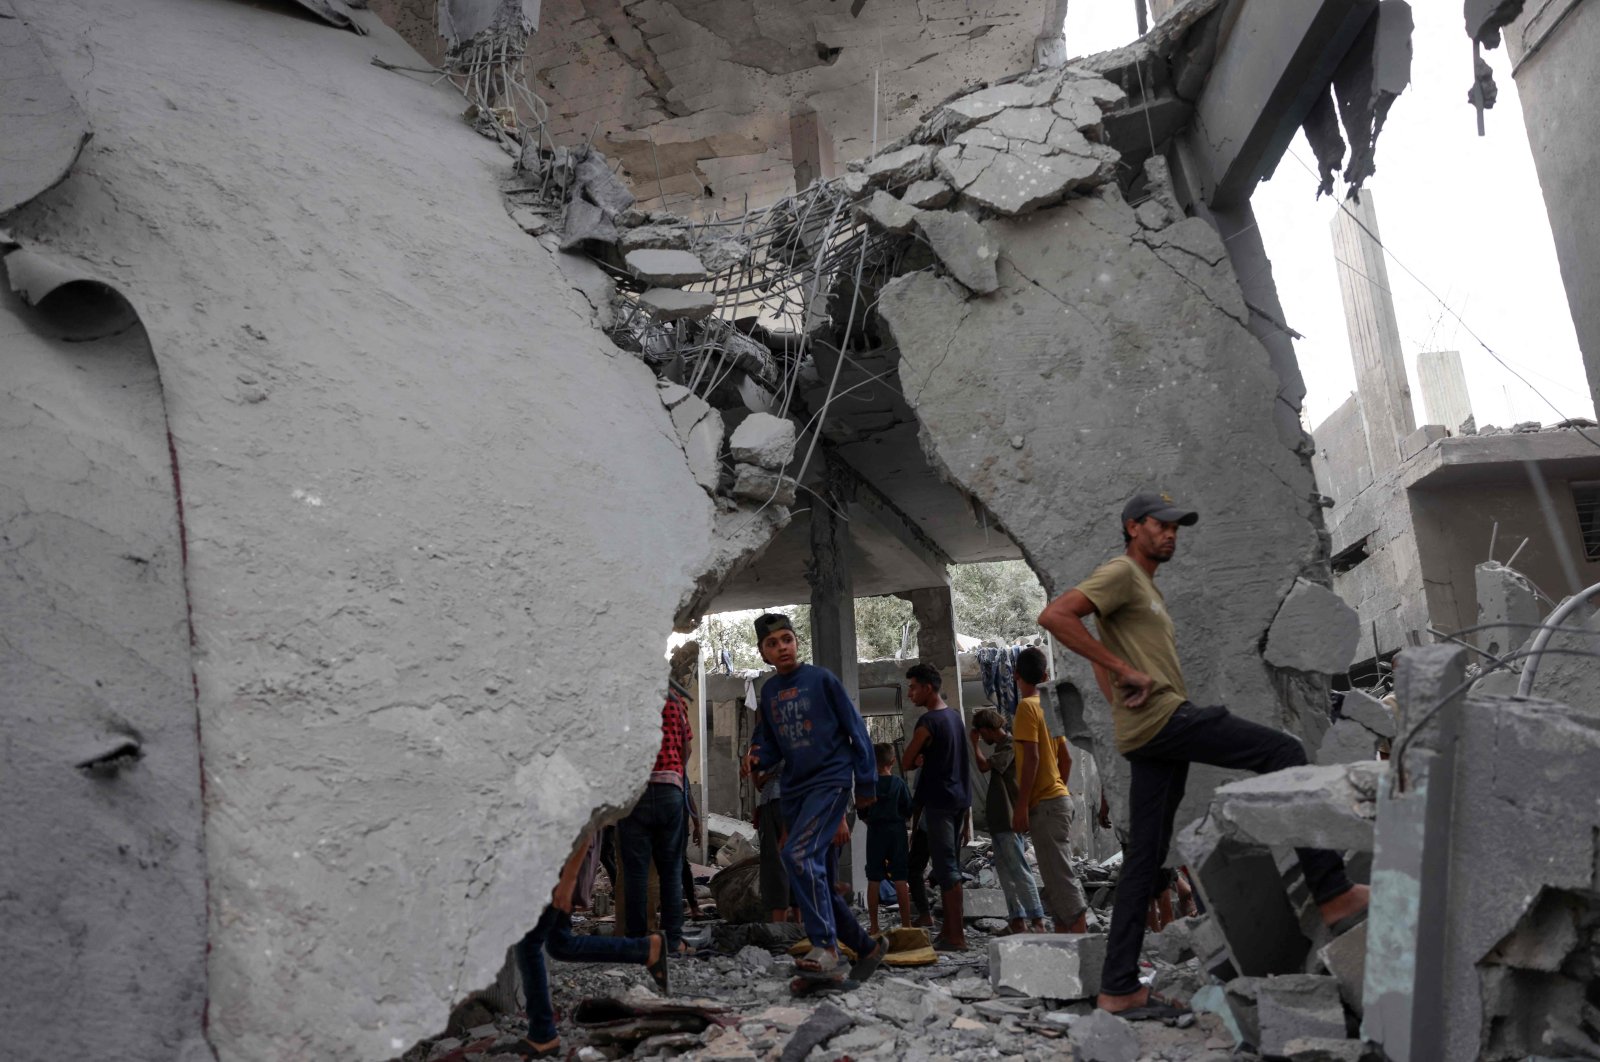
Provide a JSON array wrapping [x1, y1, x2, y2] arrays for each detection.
[[3, 1, 763, 1058], [372, 0, 1053, 216], [862, 63, 1338, 832], [0, 288, 208, 1062]]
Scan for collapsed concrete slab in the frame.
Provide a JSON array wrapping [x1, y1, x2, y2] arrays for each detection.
[[988, 933, 1105, 999], [2, 1, 787, 1058]]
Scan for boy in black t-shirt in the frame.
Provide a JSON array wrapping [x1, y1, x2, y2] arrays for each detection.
[[864, 743, 913, 934]]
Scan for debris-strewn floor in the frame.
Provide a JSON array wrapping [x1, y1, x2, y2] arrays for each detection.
[[406, 913, 1237, 1062]]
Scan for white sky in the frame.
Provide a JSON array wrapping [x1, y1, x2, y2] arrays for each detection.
[[1066, 3, 1593, 431]]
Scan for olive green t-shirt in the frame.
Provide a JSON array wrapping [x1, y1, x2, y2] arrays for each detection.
[[1075, 556, 1188, 753]]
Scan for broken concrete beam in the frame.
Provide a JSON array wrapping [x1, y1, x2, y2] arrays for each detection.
[[560, 195, 619, 250], [1316, 717, 1378, 765], [1225, 975, 1346, 1056], [618, 224, 694, 254], [1316, 921, 1366, 1015], [863, 144, 935, 190], [1067, 1008, 1138, 1062], [1211, 761, 1383, 852], [640, 288, 716, 322], [988, 933, 1105, 1000], [731, 464, 796, 508], [727, 412, 796, 471], [624, 249, 709, 287], [960, 888, 1009, 920], [913, 210, 998, 295], [855, 191, 919, 235], [901, 178, 953, 209], [1339, 690, 1396, 739], [929, 78, 1060, 137], [1263, 578, 1361, 675]]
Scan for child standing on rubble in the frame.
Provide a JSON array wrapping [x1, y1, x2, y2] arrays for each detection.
[[745, 612, 888, 984], [864, 743, 914, 935], [970, 708, 1048, 935]]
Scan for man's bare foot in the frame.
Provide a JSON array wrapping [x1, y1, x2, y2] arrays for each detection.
[[1318, 883, 1370, 929], [1007, 918, 1027, 935], [869, 922, 881, 936], [1097, 986, 1148, 1014], [647, 934, 663, 965], [1063, 913, 1088, 934], [1029, 918, 1048, 933]]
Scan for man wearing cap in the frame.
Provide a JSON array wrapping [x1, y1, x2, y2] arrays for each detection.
[[744, 612, 888, 983], [1038, 492, 1369, 1020]]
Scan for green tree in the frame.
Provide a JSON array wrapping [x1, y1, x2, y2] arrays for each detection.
[[855, 594, 916, 661], [949, 560, 1046, 644]]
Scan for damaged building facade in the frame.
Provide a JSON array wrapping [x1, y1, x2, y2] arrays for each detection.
[[4, 0, 1599, 1060]]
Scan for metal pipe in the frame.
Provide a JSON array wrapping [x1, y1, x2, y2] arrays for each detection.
[[1516, 581, 1600, 697]]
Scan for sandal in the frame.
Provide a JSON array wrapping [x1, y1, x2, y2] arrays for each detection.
[[1327, 907, 1369, 937], [848, 935, 888, 982], [647, 932, 670, 994], [1102, 991, 1190, 1023], [794, 951, 846, 981]]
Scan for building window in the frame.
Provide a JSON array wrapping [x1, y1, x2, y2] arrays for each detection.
[[1574, 481, 1600, 561]]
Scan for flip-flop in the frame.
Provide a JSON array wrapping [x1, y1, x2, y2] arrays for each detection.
[[932, 938, 966, 952], [647, 932, 670, 993], [793, 952, 847, 982], [1102, 992, 1190, 1023], [848, 935, 888, 982]]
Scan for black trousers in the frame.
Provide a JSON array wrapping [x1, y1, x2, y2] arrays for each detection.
[[907, 824, 932, 919], [1100, 702, 1353, 996]]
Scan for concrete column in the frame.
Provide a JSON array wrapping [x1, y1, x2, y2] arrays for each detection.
[[806, 461, 863, 895], [907, 582, 964, 720], [1416, 350, 1473, 433], [1332, 192, 1416, 473], [788, 103, 836, 193], [1362, 646, 1467, 1059]]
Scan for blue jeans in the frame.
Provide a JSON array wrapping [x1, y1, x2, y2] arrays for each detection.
[[619, 782, 687, 948], [922, 805, 965, 890], [780, 785, 871, 957], [992, 831, 1044, 920], [514, 906, 649, 1041]]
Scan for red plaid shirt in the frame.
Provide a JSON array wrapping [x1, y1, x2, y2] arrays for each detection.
[[649, 691, 692, 787]]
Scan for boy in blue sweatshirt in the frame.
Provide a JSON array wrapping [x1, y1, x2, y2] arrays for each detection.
[[746, 612, 886, 982]]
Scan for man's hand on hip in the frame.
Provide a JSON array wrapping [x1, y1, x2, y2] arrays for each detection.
[[1118, 669, 1155, 709]]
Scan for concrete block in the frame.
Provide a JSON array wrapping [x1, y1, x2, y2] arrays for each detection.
[[1317, 921, 1366, 1014], [624, 248, 709, 287], [731, 464, 796, 508], [1400, 423, 1447, 460], [640, 287, 716, 321], [914, 209, 999, 295], [1317, 717, 1378, 765], [1211, 761, 1384, 852], [656, 380, 694, 410], [670, 393, 714, 439], [1146, 914, 1203, 964], [1178, 818, 1307, 978], [988, 933, 1105, 1000], [1226, 974, 1346, 1056], [961, 887, 1010, 919], [855, 190, 919, 235], [863, 144, 935, 189], [1067, 1008, 1138, 1062], [1339, 689, 1396, 739], [1264, 578, 1361, 674], [901, 178, 953, 209], [1191, 984, 1244, 1048], [728, 412, 796, 471]]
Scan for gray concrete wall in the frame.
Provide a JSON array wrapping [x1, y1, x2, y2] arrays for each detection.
[[1508, 0, 1600, 419], [4, 1, 769, 1057], [880, 172, 1338, 833]]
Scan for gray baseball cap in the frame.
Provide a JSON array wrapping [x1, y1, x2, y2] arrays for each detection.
[[1121, 491, 1199, 527]]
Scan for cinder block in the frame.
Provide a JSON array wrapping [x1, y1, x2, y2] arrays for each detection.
[[988, 933, 1105, 1000]]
